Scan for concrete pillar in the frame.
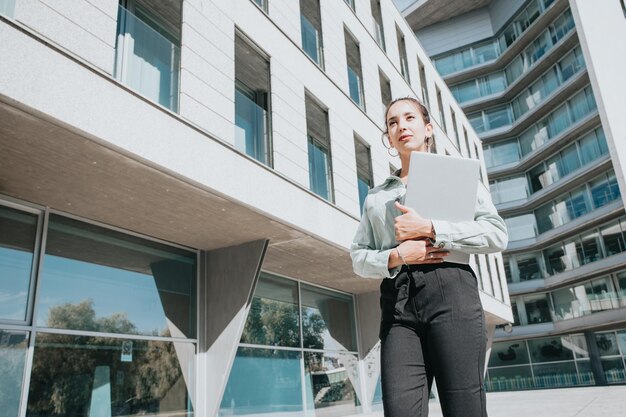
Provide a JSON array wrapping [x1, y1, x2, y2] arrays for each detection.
[[584, 330, 606, 386], [197, 239, 268, 417]]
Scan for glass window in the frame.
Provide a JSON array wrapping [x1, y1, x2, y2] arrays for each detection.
[[0, 330, 28, 417], [115, 4, 181, 112], [306, 95, 333, 202], [300, 0, 323, 67], [601, 358, 626, 383], [536, 202, 556, 234], [473, 41, 499, 64], [304, 351, 361, 414], [488, 140, 520, 167], [300, 285, 356, 352], [528, 162, 551, 193], [566, 186, 591, 220], [485, 106, 512, 131], [494, 176, 528, 203], [241, 274, 300, 347], [0, 205, 38, 322], [221, 347, 303, 415], [396, 27, 410, 82], [37, 215, 197, 337], [354, 137, 373, 214], [576, 231, 602, 264], [235, 34, 271, 165], [524, 294, 552, 324], [547, 104, 570, 138], [596, 333, 620, 357], [528, 336, 575, 363], [552, 287, 577, 320], [27, 333, 195, 417], [517, 253, 542, 281], [617, 330, 626, 355], [544, 243, 569, 275], [505, 57, 524, 84], [379, 69, 392, 111], [579, 130, 603, 165], [468, 113, 485, 133], [453, 80, 479, 103], [345, 29, 364, 109], [559, 143, 581, 177], [601, 222, 625, 256], [590, 173, 621, 208], [489, 341, 530, 367]]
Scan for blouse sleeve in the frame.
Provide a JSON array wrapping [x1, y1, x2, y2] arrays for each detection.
[[350, 198, 401, 279], [430, 184, 508, 254]]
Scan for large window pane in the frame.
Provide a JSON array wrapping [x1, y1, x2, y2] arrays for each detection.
[[576, 231, 602, 264], [0, 206, 38, 321], [0, 330, 28, 417], [544, 243, 569, 275], [221, 347, 303, 416], [27, 333, 195, 417], [590, 173, 621, 208], [300, 0, 323, 67], [596, 333, 620, 356], [308, 139, 332, 200], [601, 222, 625, 256], [489, 341, 530, 367], [37, 215, 197, 337], [532, 361, 579, 388], [505, 214, 536, 241], [528, 336, 575, 363], [487, 366, 534, 391], [304, 351, 360, 416], [300, 285, 356, 352], [517, 253, 542, 281], [241, 274, 300, 348]]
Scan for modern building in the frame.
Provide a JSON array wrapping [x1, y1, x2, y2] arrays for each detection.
[[0, 0, 510, 416], [400, 0, 626, 391]]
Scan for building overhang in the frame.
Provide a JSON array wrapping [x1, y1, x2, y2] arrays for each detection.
[[401, 0, 492, 31]]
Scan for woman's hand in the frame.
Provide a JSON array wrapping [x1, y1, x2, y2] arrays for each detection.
[[388, 240, 449, 268], [394, 202, 434, 242]]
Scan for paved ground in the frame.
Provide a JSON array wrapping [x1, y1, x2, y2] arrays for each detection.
[[423, 385, 626, 417]]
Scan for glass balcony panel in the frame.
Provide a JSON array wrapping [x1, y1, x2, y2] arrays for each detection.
[[491, 140, 520, 167], [485, 106, 513, 131], [489, 341, 530, 367], [505, 214, 537, 241], [551, 10, 575, 44], [495, 176, 529, 203], [579, 130, 604, 165], [0, 206, 38, 322], [505, 57, 524, 84], [308, 139, 332, 201], [602, 358, 626, 383], [544, 243, 569, 275], [487, 365, 534, 391], [569, 89, 593, 122], [529, 162, 551, 193], [0, 330, 28, 417], [241, 273, 300, 347], [552, 287, 578, 320], [559, 143, 581, 177], [347, 66, 363, 107], [300, 284, 357, 352], [235, 89, 269, 164], [473, 41, 499, 64], [304, 351, 361, 414], [115, 5, 180, 112], [301, 15, 322, 65], [27, 333, 195, 417], [221, 347, 303, 416], [547, 104, 570, 138], [532, 362, 579, 388], [454, 80, 480, 103], [469, 113, 485, 133]]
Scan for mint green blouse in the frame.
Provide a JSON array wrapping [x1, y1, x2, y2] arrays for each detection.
[[350, 174, 508, 279]]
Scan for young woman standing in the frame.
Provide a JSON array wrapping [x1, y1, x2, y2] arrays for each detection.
[[351, 97, 508, 417]]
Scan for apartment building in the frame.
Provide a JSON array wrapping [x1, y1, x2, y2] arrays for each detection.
[[0, 0, 510, 415], [400, 0, 626, 391]]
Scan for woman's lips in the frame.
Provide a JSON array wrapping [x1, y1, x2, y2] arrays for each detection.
[[399, 135, 412, 141]]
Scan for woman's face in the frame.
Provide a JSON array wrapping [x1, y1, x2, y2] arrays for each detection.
[[386, 100, 433, 157]]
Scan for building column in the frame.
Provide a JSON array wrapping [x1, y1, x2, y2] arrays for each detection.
[[584, 331, 606, 386], [197, 239, 268, 417]]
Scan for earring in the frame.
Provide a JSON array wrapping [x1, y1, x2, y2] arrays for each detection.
[[388, 147, 399, 157]]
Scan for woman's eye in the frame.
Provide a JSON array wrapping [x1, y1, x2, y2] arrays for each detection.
[[407, 115, 414, 120]]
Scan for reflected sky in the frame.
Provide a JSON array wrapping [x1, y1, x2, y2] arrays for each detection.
[[0, 248, 32, 321]]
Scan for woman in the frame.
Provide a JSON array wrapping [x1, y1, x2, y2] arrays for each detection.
[[351, 97, 508, 417]]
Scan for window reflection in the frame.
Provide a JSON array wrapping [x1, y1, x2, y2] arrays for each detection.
[[0, 205, 38, 321], [26, 333, 195, 417], [301, 285, 356, 352], [0, 330, 28, 416], [241, 274, 300, 347], [37, 215, 196, 338], [304, 351, 360, 416]]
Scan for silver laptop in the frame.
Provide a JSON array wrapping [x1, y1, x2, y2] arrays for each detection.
[[404, 151, 480, 264]]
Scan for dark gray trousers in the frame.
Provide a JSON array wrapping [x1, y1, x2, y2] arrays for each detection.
[[380, 263, 488, 417]]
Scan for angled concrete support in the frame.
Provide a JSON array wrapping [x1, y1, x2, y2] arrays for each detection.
[[355, 290, 382, 413], [197, 239, 268, 417]]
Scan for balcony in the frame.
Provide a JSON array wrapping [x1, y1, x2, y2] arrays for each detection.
[[114, 4, 180, 112]]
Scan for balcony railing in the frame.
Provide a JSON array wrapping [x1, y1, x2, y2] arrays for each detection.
[[114, 4, 180, 112], [553, 293, 626, 321]]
